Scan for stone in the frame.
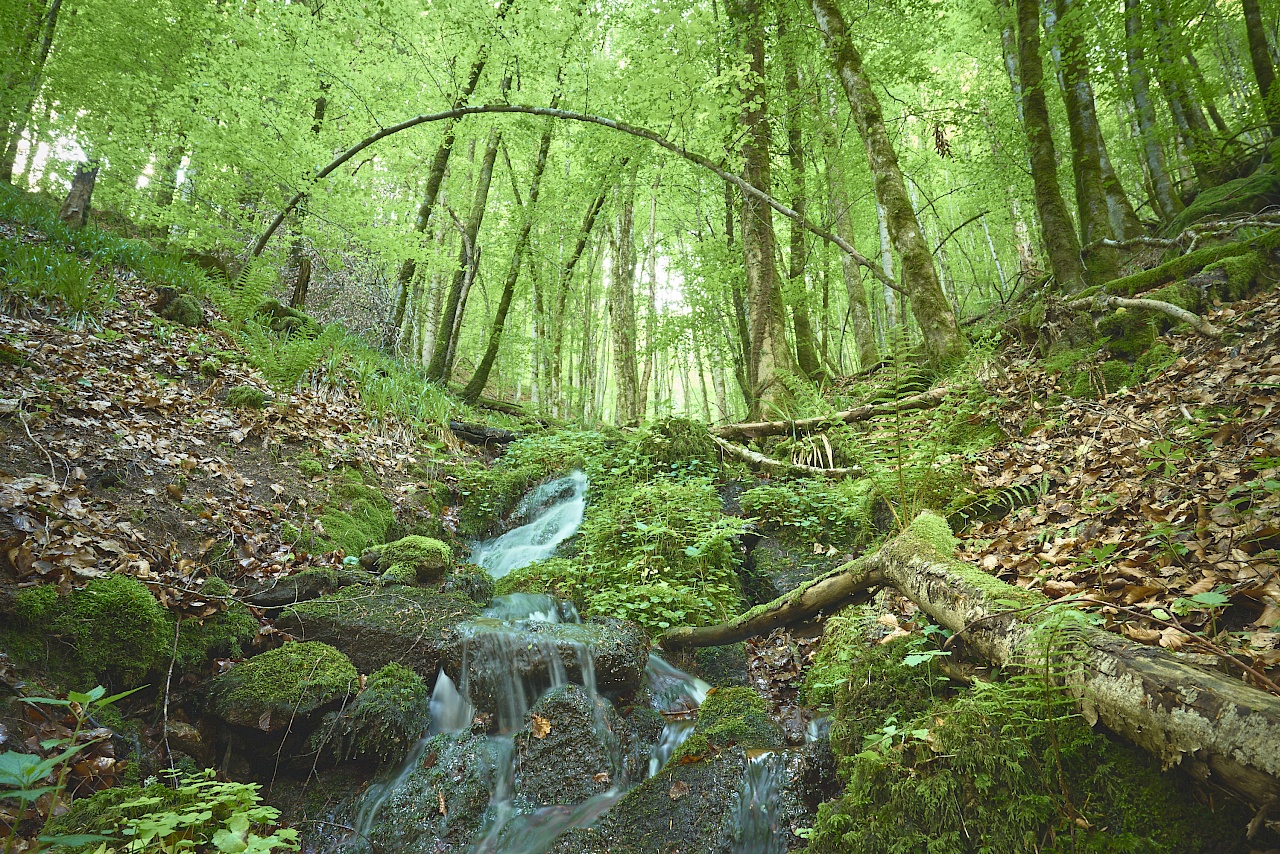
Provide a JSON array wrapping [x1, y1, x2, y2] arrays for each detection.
[[514, 685, 625, 807], [242, 567, 365, 608], [210, 641, 357, 733]]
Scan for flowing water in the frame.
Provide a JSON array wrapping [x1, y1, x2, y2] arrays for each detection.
[[351, 472, 787, 853]]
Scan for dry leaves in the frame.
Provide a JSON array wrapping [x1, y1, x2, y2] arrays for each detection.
[[530, 713, 551, 739]]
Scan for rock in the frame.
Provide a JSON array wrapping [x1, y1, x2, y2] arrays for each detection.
[[210, 641, 357, 734], [309, 663, 430, 767], [668, 643, 749, 688], [746, 537, 846, 603], [154, 287, 204, 327], [441, 565, 494, 605], [445, 615, 649, 713], [276, 585, 481, 679], [514, 685, 624, 807], [669, 686, 782, 766], [366, 730, 497, 854], [224, 385, 268, 409], [256, 298, 318, 337], [359, 535, 453, 586], [242, 567, 365, 608]]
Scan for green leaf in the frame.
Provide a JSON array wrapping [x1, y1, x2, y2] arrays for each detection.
[[39, 834, 118, 848]]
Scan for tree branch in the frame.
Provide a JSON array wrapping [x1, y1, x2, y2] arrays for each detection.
[[712, 386, 951, 441], [1068, 292, 1224, 337], [712, 435, 861, 477]]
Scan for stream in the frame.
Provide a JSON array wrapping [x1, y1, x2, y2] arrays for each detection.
[[351, 470, 789, 853]]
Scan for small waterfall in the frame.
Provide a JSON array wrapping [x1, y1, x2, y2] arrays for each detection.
[[732, 751, 788, 854], [644, 655, 710, 777], [469, 470, 587, 577]]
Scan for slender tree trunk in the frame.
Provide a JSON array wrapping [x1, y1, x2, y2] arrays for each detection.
[[1151, 0, 1215, 187], [1243, 0, 1280, 135], [724, 184, 753, 406], [730, 0, 795, 417], [638, 172, 661, 415], [810, 0, 965, 362], [463, 116, 556, 403], [783, 33, 825, 383], [551, 188, 608, 406], [1046, 0, 1119, 284], [609, 169, 641, 425], [1183, 51, 1230, 135], [1, 0, 63, 184], [875, 201, 897, 335], [1013, 0, 1086, 292], [426, 131, 499, 382], [1124, 0, 1183, 222]]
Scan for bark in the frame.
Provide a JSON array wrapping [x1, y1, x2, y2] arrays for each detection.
[[638, 173, 661, 415], [609, 171, 641, 426], [810, 0, 966, 363], [289, 256, 311, 309], [1014, 0, 1086, 293], [1243, 0, 1280, 136], [1049, 0, 1120, 284], [1150, 0, 1215, 187], [662, 518, 1280, 814], [1067, 292, 1224, 338], [784, 38, 825, 383], [462, 115, 556, 403], [1125, 0, 1183, 221], [425, 131, 499, 382], [725, 185, 754, 405], [713, 385, 950, 441], [551, 188, 609, 404], [729, 0, 795, 417], [1, 0, 63, 184], [58, 163, 98, 230]]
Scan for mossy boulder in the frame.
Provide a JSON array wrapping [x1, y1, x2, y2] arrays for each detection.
[[670, 686, 782, 765], [242, 566, 364, 608], [513, 685, 625, 807], [174, 582, 259, 669], [359, 535, 453, 585], [276, 585, 481, 679], [1, 575, 171, 688], [210, 640, 357, 733], [224, 385, 268, 409], [636, 416, 720, 470], [745, 537, 847, 604], [256, 298, 318, 337], [309, 662, 430, 766], [1203, 250, 1264, 300], [1166, 166, 1280, 235], [297, 457, 325, 478], [317, 478, 395, 557], [441, 564, 495, 605], [668, 643, 749, 689], [1096, 309, 1155, 361], [159, 292, 204, 327], [365, 730, 496, 853]]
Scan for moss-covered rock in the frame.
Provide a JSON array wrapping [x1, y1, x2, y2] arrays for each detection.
[[159, 292, 204, 327], [310, 662, 430, 766], [670, 686, 781, 764], [210, 640, 357, 733], [1096, 309, 1155, 361], [256, 298, 318, 337], [1069, 359, 1133, 399], [636, 416, 719, 471], [360, 535, 452, 585], [669, 643, 749, 689], [1166, 166, 1280, 235], [174, 580, 259, 669], [1203, 249, 1264, 300], [224, 384, 267, 409], [241, 566, 365, 608], [316, 477, 395, 557], [441, 564, 495, 605], [493, 556, 586, 607], [513, 684, 625, 806], [276, 585, 481, 678], [1, 575, 171, 688]]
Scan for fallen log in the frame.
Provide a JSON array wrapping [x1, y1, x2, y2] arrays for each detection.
[[661, 513, 1280, 814], [448, 421, 523, 447], [711, 436, 860, 478], [711, 386, 950, 442], [1068, 292, 1224, 338]]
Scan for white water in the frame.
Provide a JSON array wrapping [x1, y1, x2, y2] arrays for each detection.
[[469, 470, 587, 577]]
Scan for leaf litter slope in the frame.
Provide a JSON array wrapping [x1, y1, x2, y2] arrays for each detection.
[[960, 289, 1280, 684]]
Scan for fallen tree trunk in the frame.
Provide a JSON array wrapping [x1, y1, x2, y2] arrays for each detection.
[[448, 421, 523, 447], [712, 385, 949, 441], [661, 513, 1280, 814], [711, 436, 860, 478], [1069, 292, 1224, 338]]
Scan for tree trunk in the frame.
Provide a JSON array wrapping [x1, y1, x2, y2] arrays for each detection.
[[1243, 0, 1280, 136], [784, 37, 825, 383], [1150, 0, 1215, 188], [609, 170, 641, 426], [662, 515, 1280, 815], [58, 163, 98, 230], [638, 172, 661, 416], [551, 188, 609, 405], [725, 184, 754, 407], [729, 0, 795, 418], [1124, 0, 1182, 221], [810, 0, 966, 362], [1014, 0, 1086, 293], [1, 0, 62, 184], [425, 130, 499, 382], [289, 257, 311, 309], [462, 116, 556, 403]]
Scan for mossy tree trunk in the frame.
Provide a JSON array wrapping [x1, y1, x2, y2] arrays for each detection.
[[810, 0, 966, 363], [1014, 0, 1086, 293], [609, 167, 641, 426], [1243, 0, 1280, 137], [1125, 0, 1183, 222], [662, 516, 1280, 816]]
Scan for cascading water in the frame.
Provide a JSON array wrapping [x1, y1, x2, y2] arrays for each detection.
[[732, 751, 789, 854], [468, 470, 587, 577]]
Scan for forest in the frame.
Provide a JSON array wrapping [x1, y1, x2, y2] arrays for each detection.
[[2, 0, 1280, 851]]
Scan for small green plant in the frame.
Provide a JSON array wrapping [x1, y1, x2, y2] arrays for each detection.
[[1072, 542, 1121, 570], [1167, 585, 1231, 637], [1140, 439, 1186, 477], [0, 685, 144, 853]]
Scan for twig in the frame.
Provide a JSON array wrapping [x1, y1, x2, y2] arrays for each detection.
[[162, 618, 180, 783], [20, 409, 56, 479]]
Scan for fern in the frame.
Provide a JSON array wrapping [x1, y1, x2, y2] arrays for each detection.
[[242, 322, 338, 391], [209, 261, 271, 332]]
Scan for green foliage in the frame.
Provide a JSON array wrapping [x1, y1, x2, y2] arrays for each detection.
[[316, 478, 395, 557], [207, 264, 272, 334], [309, 663, 430, 764], [738, 480, 873, 547], [240, 322, 340, 392], [296, 457, 324, 478], [173, 603, 259, 670], [211, 641, 357, 729], [494, 557, 589, 605], [199, 357, 222, 378], [5, 576, 171, 688], [223, 385, 267, 409], [0, 234, 113, 327], [634, 417, 719, 475]]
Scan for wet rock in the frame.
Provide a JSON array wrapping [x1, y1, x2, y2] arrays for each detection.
[[359, 535, 453, 586], [514, 685, 623, 807], [669, 685, 783, 766], [241, 567, 364, 608], [445, 615, 649, 712], [210, 641, 357, 734], [668, 643, 749, 688], [276, 585, 481, 679], [441, 564, 494, 605], [746, 536, 847, 601], [309, 663, 431, 768], [366, 730, 499, 854]]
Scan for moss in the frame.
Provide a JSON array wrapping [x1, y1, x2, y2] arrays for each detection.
[[441, 564, 495, 605], [1096, 309, 1155, 361], [1043, 344, 1099, 375], [310, 662, 430, 764], [906, 511, 958, 556], [297, 457, 324, 478], [1133, 343, 1177, 381], [318, 480, 394, 557], [367, 535, 452, 585], [256, 298, 318, 337], [174, 602, 258, 669], [635, 416, 719, 471], [1105, 240, 1254, 296], [1203, 250, 1263, 300], [494, 556, 587, 606], [224, 384, 267, 409], [1070, 359, 1133, 399], [211, 640, 357, 730], [1148, 280, 1200, 313], [1167, 166, 1280, 235], [4, 575, 171, 688], [159, 293, 203, 327], [670, 686, 781, 764], [199, 357, 221, 378], [45, 781, 193, 841]]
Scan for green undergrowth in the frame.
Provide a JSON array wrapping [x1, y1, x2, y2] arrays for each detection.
[[803, 605, 1250, 853], [739, 479, 876, 551], [669, 686, 782, 765], [308, 468, 396, 557]]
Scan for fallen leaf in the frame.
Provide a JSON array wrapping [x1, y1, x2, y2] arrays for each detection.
[[668, 780, 690, 800], [530, 713, 551, 739]]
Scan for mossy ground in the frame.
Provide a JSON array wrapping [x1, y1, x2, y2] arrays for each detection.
[[314, 469, 395, 557], [670, 685, 781, 764], [310, 662, 430, 764]]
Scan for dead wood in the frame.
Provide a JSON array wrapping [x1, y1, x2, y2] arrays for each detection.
[[711, 435, 860, 478], [1069, 292, 1224, 337], [712, 385, 951, 442], [449, 421, 523, 447]]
